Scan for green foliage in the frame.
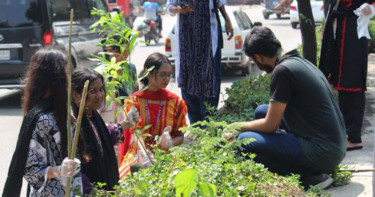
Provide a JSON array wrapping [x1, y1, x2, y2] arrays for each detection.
[[210, 74, 271, 123], [368, 19, 375, 53], [90, 9, 139, 108], [331, 165, 353, 187], [94, 121, 312, 197]]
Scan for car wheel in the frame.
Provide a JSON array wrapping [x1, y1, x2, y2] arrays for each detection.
[[241, 67, 250, 76], [276, 13, 281, 19], [263, 13, 269, 20], [291, 22, 298, 29], [154, 35, 160, 44]]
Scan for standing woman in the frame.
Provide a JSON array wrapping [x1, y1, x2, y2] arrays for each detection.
[[3, 49, 80, 197], [320, 0, 375, 150], [118, 52, 187, 178], [166, 0, 233, 124], [71, 67, 137, 193]]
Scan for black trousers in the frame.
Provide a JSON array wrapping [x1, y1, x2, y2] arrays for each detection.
[[338, 91, 365, 143]]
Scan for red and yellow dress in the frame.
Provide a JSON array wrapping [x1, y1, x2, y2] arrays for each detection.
[[118, 89, 187, 178]]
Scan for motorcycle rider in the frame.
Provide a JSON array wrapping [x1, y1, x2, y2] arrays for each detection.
[[143, 0, 162, 37]]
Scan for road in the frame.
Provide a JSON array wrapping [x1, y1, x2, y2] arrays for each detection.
[[0, 5, 301, 195]]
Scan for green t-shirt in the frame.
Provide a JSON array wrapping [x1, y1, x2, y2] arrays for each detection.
[[271, 51, 346, 173]]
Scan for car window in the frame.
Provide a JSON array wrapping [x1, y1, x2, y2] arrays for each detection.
[[234, 11, 246, 31], [219, 15, 226, 32], [50, 0, 107, 23], [239, 11, 252, 30], [0, 0, 43, 28]]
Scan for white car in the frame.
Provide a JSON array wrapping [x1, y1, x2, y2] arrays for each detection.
[[165, 7, 261, 76], [290, 0, 325, 29]]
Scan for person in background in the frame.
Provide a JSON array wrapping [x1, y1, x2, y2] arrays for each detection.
[[225, 27, 346, 190], [166, 0, 233, 124], [71, 67, 139, 194], [96, 34, 138, 123], [319, 0, 375, 151], [3, 49, 81, 196], [118, 52, 187, 178], [143, 0, 162, 36]]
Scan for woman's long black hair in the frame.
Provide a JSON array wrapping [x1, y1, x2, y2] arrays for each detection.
[[22, 49, 68, 158]]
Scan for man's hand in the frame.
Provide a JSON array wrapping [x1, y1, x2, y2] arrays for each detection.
[[222, 128, 239, 142]]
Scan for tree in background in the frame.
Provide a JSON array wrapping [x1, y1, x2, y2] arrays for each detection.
[[279, 0, 317, 65]]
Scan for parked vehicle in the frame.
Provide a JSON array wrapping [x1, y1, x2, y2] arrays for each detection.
[[105, 0, 136, 27], [263, 0, 290, 19], [290, 0, 325, 29], [133, 16, 161, 45], [165, 7, 261, 76], [0, 0, 108, 89]]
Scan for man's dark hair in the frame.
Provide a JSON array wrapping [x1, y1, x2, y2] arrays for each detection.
[[243, 26, 281, 58]]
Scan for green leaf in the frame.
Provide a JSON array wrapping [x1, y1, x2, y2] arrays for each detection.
[[199, 182, 217, 197], [175, 169, 199, 197], [142, 124, 152, 131]]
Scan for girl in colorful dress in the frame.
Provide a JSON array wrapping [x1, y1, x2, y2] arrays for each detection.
[[119, 52, 188, 178]]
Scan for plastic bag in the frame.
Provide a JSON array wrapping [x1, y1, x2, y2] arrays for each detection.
[[138, 147, 154, 167], [159, 125, 173, 150]]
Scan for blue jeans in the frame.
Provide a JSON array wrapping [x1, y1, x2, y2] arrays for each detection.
[[237, 104, 315, 176]]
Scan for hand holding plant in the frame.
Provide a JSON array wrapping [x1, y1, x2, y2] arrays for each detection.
[[221, 128, 239, 142], [122, 106, 140, 128]]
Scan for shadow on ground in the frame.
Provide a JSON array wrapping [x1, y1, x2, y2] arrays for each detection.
[[328, 182, 366, 196], [0, 90, 22, 116]]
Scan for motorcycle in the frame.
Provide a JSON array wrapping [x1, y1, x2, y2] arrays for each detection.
[[133, 16, 161, 46]]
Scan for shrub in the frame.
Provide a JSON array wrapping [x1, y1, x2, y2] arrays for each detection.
[[210, 74, 271, 123], [94, 121, 311, 197]]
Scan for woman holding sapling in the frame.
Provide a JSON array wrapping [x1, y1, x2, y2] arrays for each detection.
[[3, 49, 81, 197], [71, 67, 139, 193]]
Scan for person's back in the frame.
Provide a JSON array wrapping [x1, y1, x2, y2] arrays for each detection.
[[143, 1, 159, 20], [276, 52, 346, 172]]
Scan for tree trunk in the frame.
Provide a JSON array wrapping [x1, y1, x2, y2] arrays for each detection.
[[297, 0, 317, 65], [324, 0, 330, 16]]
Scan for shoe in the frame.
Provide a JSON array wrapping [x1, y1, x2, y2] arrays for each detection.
[[347, 141, 363, 151], [302, 173, 334, 190], [347, 146, 363, 151]]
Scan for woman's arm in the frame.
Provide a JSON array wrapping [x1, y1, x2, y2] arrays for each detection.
[[167, 0, 193, 15], [219, 5, 234, 40], [24, 114, 61, 189]]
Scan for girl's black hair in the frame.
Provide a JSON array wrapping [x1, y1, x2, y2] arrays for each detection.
[[140, 52, 171, 86], [72, 67, 106, 96]]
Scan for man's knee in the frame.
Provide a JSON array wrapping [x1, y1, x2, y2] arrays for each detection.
[[254, 104, 268, 119]]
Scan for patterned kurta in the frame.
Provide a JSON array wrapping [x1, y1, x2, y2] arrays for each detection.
[[118, 89, 187, 178], [24, 112, 81, 197]]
